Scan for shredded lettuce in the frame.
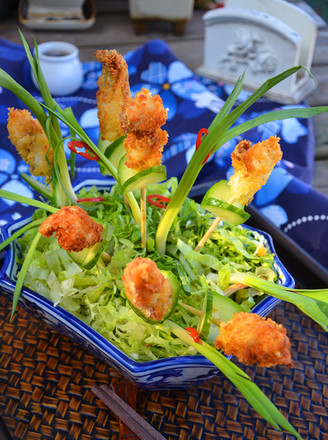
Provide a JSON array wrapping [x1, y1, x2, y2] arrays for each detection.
[[19, 180, 278, 362]]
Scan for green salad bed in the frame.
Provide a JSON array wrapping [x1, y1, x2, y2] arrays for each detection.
[[20, 180, 276, 362]]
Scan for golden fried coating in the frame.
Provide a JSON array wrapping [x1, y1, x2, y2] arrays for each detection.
[[39, 206, 103, 253], [121, 89, 168, 171], [7, 108, 54, 182], [122, 257, 173, 321], [121, 88, 168, 134], [215, 312, 293, 368], [95, 49, 131, 143], [123, 129, 168, 171], [228, 136, 282, 205]]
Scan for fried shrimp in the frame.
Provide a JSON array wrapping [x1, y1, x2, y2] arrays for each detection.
[[215, 312, 293, 368], [121, 88, 168, 133], [7, 107, 54, 182], [94, 49, 130, 143], [39, 206, 103, 253], [122, 257, 173, 321], [123, 129, 168, 170], [121, 88, 168, 171], [228, 136, 282, 205]]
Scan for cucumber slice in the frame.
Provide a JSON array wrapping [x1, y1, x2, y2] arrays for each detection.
[[212, 293, 243, 323], [201, 198, 250, 225], [126, 269, 181, 324], [98, 136, 126, 176], [98, 135, 110, 153], [197, 289, 214, 340], [118, 155, 167, 193], [201, 180, 250, 225], [104, 137, 126, 169], [204, 180, 234, 203], [68, 222, 113, 270]]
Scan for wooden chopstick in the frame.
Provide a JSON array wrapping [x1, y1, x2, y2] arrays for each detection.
[[92, 384, 167, 440], [112, 380, 138, 440]]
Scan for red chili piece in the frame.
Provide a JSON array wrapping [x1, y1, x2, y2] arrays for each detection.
[[147, 194, 170, 209], [186, 327, 201, 343], [67, 140, 100, 161], [196, 128, 210, 164], [77, 197, 104, 203]]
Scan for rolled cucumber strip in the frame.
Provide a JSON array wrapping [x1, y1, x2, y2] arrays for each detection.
[[201, 180, 250, 225], [118, 155, 167, 193], [68, 222, 113, 270]]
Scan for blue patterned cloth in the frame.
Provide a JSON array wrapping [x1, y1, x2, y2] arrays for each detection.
[[1, 38, 327, 268]]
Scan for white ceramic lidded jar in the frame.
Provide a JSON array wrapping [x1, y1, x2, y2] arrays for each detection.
[[31, 41, 83, 96]]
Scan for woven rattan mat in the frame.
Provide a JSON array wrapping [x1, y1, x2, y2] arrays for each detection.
[[0, 292, 327, 440]]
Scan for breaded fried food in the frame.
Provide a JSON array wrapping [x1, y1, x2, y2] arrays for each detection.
[[122, 257, 173, 321], [121, 88, 168, 133], [228, 136, 282, 205], [7, 107, 54, 182], [121, 88, 168, 171], [95, 49, 130, 143], [39, 206, 103, 253], [123, 129, 168, 171], [215, 312, 293, 368]]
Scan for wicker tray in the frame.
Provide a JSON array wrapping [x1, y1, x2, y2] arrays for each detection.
[[0, 291, 327, 440]]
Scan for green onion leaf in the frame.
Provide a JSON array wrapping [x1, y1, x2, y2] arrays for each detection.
[[0, 189, 57, 213], [197, 289, 213, 340], [0, 218, 43, 252], [216, 106, 328, 152], [234, 274, 328, 331], [0, 68, 46, 127], [21, 173, 53, 202], [40, 103, 141, 224], [155, 66, 328, 255], [11, 231, 42, 320]]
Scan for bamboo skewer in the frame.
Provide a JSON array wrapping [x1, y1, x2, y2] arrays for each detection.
[[195, 216, 222, 251], [195, 197, 235, 252]]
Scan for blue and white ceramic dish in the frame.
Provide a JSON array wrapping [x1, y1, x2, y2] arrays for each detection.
[[0, 181, 295, 390]]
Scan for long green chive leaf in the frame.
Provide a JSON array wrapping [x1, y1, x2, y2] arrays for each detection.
[[0, 218, 43, 252], [239, 275, 328, 331], [155, 66, 326, 255], [11, 231, 42, 320], [197, 71, 246, 158], [42, 102, 119, 178], [0, 68, 46, 126], [167, 321, 302, 439], [69, 150, 76, 180], [41, 103, 141, 224], [0, 189, 57, 213], [208, 70, 246, 131], [216, 106, 328, 151], [64, 108, 78, 179], [21, 173, 53, 202], [18, 29, 52, 109], [17, 30, 76, 206], [52, 139, 94, 210]]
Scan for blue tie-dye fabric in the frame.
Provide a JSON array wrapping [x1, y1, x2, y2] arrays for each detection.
[[0, 38, 327, 268]]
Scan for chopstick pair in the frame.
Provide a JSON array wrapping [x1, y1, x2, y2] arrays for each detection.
[[92, 384, 167, 440]]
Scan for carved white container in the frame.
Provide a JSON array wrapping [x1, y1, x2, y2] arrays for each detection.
[[197, 1, 318, 103]]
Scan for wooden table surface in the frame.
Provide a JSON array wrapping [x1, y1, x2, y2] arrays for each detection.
[[0, 0, 327, 196]]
